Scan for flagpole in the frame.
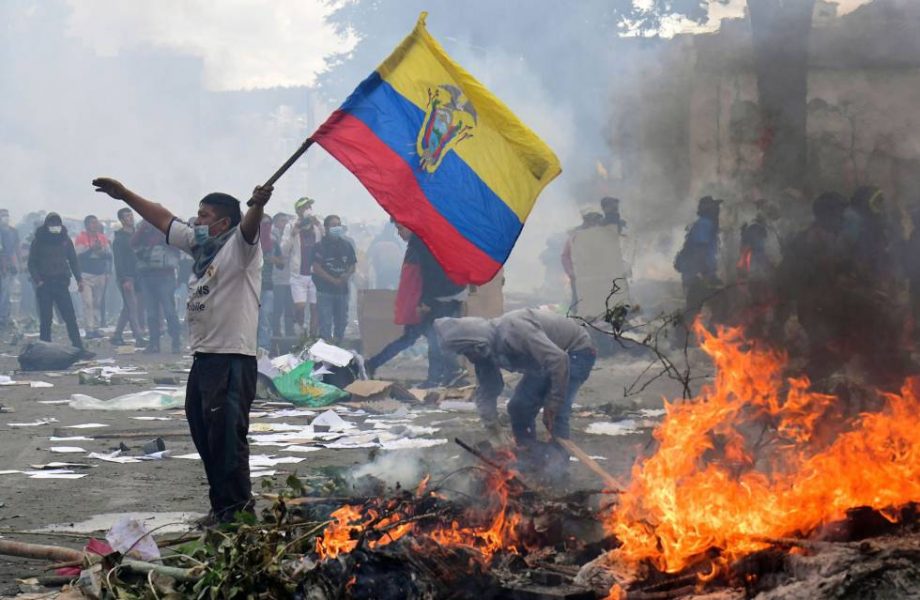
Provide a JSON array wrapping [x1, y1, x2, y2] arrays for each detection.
[[246, 138, 315, 206]]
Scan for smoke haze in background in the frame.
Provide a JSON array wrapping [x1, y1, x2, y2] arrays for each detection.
[[0, 0, 884, 296]]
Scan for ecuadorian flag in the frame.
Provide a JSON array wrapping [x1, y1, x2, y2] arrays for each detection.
[[312, 13, 562, 285]]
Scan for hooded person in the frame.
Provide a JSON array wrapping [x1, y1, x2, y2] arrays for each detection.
[[27, 213, 91, 356], [435, 309, 596, 446]]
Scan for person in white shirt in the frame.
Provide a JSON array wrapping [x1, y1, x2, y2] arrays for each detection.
[[281, 197, 323, 337], [92, 176, 272, 524]]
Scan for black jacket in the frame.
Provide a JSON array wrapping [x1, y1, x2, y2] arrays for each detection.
[[112, 229, 137, 282], [28, 226, 81, 284], [414, 236, 465, 305]]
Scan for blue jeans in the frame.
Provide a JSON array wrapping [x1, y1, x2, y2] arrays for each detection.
[[317, 291, 349, 342], [257, 289, 274, 350], [365, 300, 461, 384], [508, 348, 596, 442]]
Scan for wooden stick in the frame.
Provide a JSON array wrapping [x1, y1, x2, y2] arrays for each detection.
[[0, 539, 84, 563], [555, 438, 624, 492], [453, 437, 534, 493], [121, 559, 202, 583], [246, 138, 315, 206]]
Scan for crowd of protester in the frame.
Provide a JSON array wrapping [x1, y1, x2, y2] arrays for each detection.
[[0, 200, 408, 358]]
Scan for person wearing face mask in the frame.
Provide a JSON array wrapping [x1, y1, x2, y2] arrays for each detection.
[[280, 197, 322, 338], [0, 209, 21, 329], [433, 309, 595, 448], [312, 214, 356, 344], [27, 213, 92, 356], [92, 176, 272, 525]]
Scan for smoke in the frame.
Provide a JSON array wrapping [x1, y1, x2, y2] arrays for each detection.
[[350, 450, 429, 490], [2, 0, 893, 302], [0, 0, 350, 225]]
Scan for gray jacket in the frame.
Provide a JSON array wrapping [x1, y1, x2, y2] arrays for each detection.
[[435, 309, 593, 419]]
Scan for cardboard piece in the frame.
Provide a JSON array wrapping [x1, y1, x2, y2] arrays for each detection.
[[466, 269, 505, 318], [344, 379, 418, 403], [357, 289, 403, 359], [570, 224, 629, 321]]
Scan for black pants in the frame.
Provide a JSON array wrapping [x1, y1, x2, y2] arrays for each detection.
[[36, 277, 82, 348], [186, 353, 256, 521]]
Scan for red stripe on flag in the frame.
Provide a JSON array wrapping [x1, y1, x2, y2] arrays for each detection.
[[312, 110, 502, 285]]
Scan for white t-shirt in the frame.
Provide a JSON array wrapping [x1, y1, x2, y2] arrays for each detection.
[[167, 219, 262, 356]]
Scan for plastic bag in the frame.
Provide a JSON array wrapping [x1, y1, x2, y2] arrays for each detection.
[[105, 517, 161, 561], [18, 341, 82, 371], [69, 390, 184, 411], [271, 360, 348, 407]]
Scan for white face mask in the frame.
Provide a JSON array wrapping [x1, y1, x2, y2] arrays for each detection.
[[48, 225, 62, 234]]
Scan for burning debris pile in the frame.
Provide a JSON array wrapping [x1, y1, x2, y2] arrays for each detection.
[[580, 323, 920, 599], [302, 450, 610, 599]]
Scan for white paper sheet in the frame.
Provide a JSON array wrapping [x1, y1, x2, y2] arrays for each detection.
[[8, 418, 58, 427], [308, 340, 353, 367], [49, 446, 87, 453], [88, 451, 142, 464], [311, 410, 353, 432]]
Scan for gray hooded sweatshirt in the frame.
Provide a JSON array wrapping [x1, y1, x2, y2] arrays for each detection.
[[435, 309, 593, 421]]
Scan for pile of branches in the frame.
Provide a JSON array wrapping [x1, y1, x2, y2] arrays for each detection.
[[0, 462, 610, 599]]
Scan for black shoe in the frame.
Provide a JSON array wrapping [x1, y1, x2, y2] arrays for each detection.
[[134, 337, 148, 347], [143, 344, 161, 354], [110, 336, 127, 346]]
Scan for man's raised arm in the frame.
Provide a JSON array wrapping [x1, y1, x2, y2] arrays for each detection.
[[239, 185, 273, 244], [92, 178, 175, 234]]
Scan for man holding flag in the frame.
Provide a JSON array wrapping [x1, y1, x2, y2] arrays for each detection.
[[87, 11, 561, 509], [92, 177, 272, 525]]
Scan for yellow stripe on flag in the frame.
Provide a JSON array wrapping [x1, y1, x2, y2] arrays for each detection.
[[376, 13, 561, 222]]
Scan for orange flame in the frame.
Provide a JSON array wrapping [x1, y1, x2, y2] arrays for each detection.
[[315, 459, 527, 563], [427, 469, 523, 561], [610, 323, 920, 574], [315, 505, 367, 560]]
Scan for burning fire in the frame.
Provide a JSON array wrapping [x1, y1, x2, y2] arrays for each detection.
[[609, 323, 920, 574], [426, 469, 523, 561], [315, 460, 527, 562]]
